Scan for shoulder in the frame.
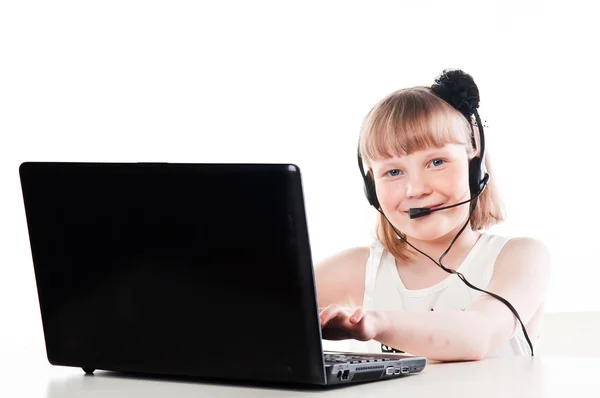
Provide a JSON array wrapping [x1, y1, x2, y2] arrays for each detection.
[[315, 246, 371, 277], [315, 240, 386, 276], [314, 245, 373, 308], [495, 236, 552, 273]]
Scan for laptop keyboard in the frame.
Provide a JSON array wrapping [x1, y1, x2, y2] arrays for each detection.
[[323, 353, 396, 364]]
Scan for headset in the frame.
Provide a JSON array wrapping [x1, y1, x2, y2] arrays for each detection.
[[356, 73, 534, 357]]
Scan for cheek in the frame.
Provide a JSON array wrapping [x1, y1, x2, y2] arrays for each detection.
[[376, 182, 404, 209], [438, 170, 470, 196]]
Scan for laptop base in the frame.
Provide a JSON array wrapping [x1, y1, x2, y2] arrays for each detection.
[[323, 351, 426, 385]]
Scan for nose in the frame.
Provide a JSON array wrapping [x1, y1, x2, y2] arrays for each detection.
[[405, 173, 431, 199]]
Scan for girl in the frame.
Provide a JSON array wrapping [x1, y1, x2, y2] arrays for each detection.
[[315, 69, 551, 362]]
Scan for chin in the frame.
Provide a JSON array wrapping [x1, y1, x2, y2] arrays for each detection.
[[404, 228, 449, 242], [401, 218, 455, 241], [399, 209, 468, 239]]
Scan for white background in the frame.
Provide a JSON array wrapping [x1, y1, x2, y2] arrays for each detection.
[[1, 0, 599, 360]]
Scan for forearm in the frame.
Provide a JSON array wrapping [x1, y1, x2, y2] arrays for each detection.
[[375, 310, 492, 362]]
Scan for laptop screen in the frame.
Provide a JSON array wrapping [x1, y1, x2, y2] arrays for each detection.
[[20, 162, 326, 384]]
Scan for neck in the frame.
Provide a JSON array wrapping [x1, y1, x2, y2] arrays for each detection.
[[403, 227, 481, 270]]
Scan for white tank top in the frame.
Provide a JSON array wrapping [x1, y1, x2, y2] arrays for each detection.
[[322, 233, 537, 357]]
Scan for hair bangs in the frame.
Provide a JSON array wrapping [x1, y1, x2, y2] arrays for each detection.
[[359, 87, 471, 166]]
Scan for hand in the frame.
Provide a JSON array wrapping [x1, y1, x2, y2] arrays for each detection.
[[319, 304, 385, 341]]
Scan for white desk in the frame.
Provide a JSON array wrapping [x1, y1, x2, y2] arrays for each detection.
[[4, 350, 599, 398]]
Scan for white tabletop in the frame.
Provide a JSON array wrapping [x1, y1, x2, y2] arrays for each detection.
[[3, 346, 599, 398]]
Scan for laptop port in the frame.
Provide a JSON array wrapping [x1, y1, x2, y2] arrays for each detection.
[[394, 368, 401, 375], [385, 367, 394, 375], [401, 366, 409, 374], [336, 370, 342, 379], [342, 370, 350, 380]]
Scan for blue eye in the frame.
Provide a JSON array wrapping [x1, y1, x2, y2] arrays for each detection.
[[387, 169, 401, 177], [431, 159, 445, 167]]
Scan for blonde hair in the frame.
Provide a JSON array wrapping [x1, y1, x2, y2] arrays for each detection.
[[358, 86, 505, 261]]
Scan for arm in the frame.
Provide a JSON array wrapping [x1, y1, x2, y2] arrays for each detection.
[[376, 237, 552, 361], [321, 237, 552, 361], [314, 247, 369, 309]]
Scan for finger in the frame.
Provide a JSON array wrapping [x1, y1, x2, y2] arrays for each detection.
[[319, 304, 341, 327], [320, 305, 351, 328], [323, 312, 354, 334], [352, 311, 380, 341], [350, 306, 366, 324]]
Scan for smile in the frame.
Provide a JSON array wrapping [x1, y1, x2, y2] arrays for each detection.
[[403, 203, 444, 214]]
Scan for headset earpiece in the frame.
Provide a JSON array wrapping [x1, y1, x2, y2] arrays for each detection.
[[364, 171, 380, 209], [357, 152, 380, 210], [468, 156, 483, 199]]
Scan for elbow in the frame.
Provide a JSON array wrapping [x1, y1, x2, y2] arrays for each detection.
[[460, 334, 490, 362], [429, 335, 489, 362], [429, 344, 487, 362], [458, 314, 498, 361], [466, 347, 488, 362], [456, 345, 487, 362]]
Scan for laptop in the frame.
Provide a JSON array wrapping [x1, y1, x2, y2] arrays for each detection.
[[19, 162, 426, 386]]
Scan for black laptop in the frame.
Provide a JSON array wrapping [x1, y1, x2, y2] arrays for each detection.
[[19, 162, 426, 386]]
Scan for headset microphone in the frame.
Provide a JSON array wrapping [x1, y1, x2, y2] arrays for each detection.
[[409, 174, 490, 219]]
